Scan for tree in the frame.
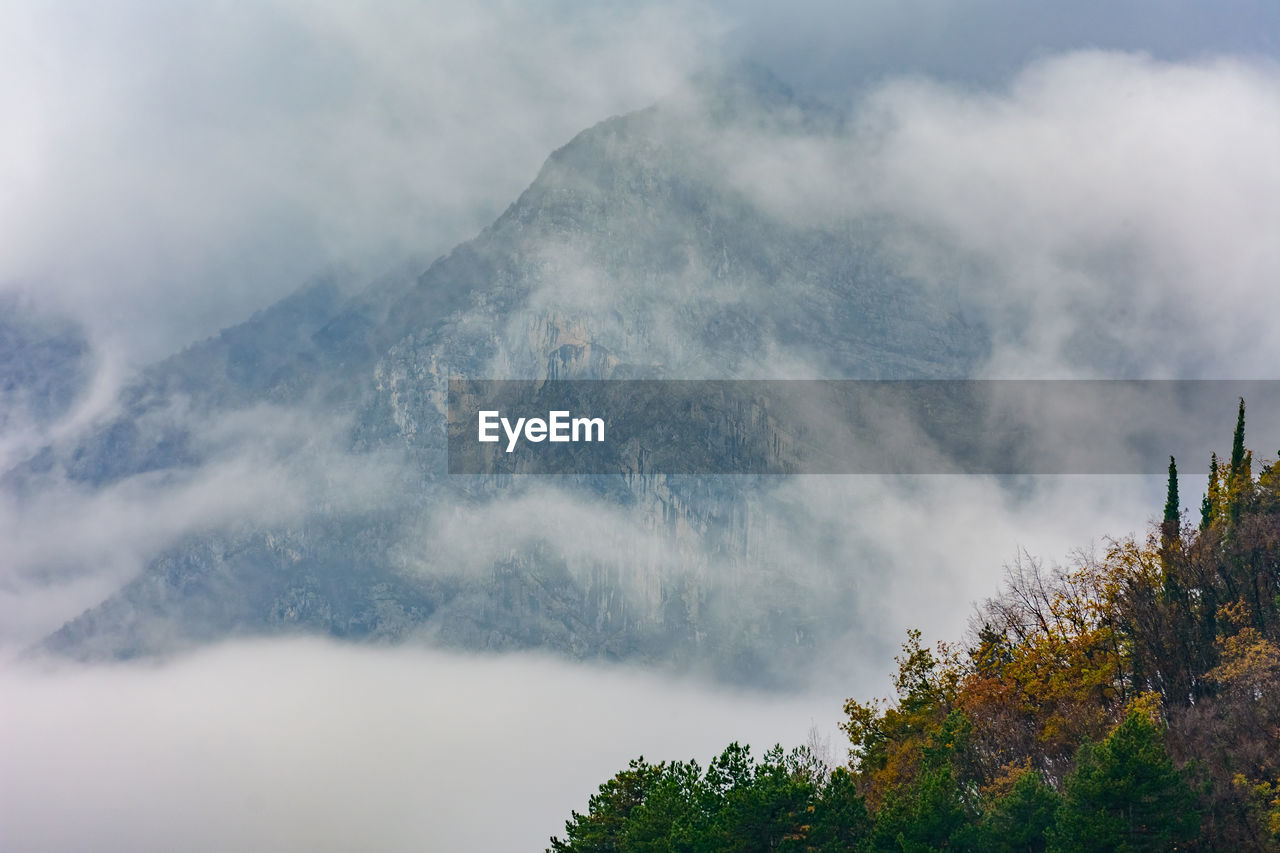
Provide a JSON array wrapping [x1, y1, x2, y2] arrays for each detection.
[[1048, 710, 1199, 853], [1231, 398, 1248, 485], [1228, 398, 1253, 526], [554, 399, 1278, 851], [867, 711, 978, 852], [550, 757, 661, 852], [1201, 452, 1220, 530], [1162, 456, 1180, 553], [549, 744, 832, 853], [808, 769, 871, 852], [710, 744, 815, 851], [976, 768, 1059, 853]]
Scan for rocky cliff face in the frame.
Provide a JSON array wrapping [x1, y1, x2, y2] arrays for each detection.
[[28, 69, 990, 686]]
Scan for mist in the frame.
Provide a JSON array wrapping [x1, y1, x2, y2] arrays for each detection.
[[5, 2, 1280, 850], [707, 51, 1280, 379], [0, 639, 842, 852], [6, 41, 1273, 675], [0, 0, 718, 366], [0, 402, 408, 651]]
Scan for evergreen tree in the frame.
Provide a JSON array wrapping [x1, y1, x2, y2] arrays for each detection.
[[1230, 397, 1247, 482], [1201, 452, 1219, 530], [1162, 455, 1180, 553], [1227, 398, 1252, 526], [869, 766, 973, 853], [809, 769, 871, 852], [1048, 711, 1199, 853], [712, 744, 814, 851], [977, 770, 1058, 853], [550, 758, 660, 852], [868, 711, 977, 852]]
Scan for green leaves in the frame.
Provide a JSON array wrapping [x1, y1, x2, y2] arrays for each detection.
[[1048, 711, 1199, 853], [548, 743, 857, 853], [554, 399, 1278, 852], [977, 770, 1058, 853]]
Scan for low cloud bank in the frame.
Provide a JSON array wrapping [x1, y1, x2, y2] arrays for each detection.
[[1, 639, 838, 852]]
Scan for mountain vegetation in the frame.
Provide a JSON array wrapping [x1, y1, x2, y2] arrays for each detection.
[[550, 400, 1280, 851]]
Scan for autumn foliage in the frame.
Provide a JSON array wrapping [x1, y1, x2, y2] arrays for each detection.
[[554, 401, 1280, 851]]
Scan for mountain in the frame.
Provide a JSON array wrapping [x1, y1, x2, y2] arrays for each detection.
[[21, 68, 991, 685], [0, 297, 93, 435]]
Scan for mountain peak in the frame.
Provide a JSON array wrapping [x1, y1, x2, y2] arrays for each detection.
[[682, 61, 841, 131]]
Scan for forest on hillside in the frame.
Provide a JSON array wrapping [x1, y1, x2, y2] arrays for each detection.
[[549, 400, 1280, 852]]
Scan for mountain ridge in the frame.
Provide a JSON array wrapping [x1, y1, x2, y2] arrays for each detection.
[[24, 69, 991, 685]]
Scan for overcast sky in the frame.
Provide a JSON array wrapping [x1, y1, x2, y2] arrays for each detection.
[[725, 0, 1279, 92], [3, 0, 1277, 365]]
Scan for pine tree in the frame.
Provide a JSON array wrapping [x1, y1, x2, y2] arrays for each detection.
[[549, 758, 660, 852], [978, 770, 1058, 853], [809, 769, 871, 852], [1048, 711, 1200, 853]]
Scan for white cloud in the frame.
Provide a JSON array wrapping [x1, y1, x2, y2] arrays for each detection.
[[0, 640, 839, 853], [0, 0, 721, 364], [717, 52, 1280, 377], [0, 403, 405, 649]]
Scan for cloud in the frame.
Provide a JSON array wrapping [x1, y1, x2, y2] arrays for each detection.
[[3, 9, 1277, 849], [0, 0, 721, 365], [3, 32, 1269, 850], [26, 45, 1273, 653], [0, 402, 406, 650], [387, 470, 1174, 691], [9, 41, 1272, 672], [449, 51, 1280, 387], [716, 0, 1280, 94], [0, 639, 840, 852], [713, 52, 1280, 377], [4, 0, 1277, 375]]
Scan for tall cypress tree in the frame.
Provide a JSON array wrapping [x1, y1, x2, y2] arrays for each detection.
[[1162, 456, 1179, 551], [1227, 398, 1251, 526], [1200, 453, 1219, 530], [1229, 397, 1246, 481]]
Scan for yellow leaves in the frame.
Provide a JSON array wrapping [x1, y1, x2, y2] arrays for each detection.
[[1218, 598, 1254, 632], [1232, 775, 1280, 842], [954, 542, 1170, 777], [981, 759, 1035, 800], [1208, 624, 1280, 697], [1121, 690, 1164, 729], [841, 629, 971, 807]]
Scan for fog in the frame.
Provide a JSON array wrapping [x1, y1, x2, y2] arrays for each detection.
[[5, 1, 1275, 368], [711, 51, 1280, 379], [0, 639, 843, 852], [5, 1, 1280, 850], [0, 403, 408, 650], [0, 0, 717, 365]]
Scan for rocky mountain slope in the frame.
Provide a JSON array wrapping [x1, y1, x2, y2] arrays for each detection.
[[20, 69, 991, 685]]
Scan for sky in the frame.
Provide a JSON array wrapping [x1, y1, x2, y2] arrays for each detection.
[[3, 0, 1277, 365], [3, 1, 1280, 850]]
